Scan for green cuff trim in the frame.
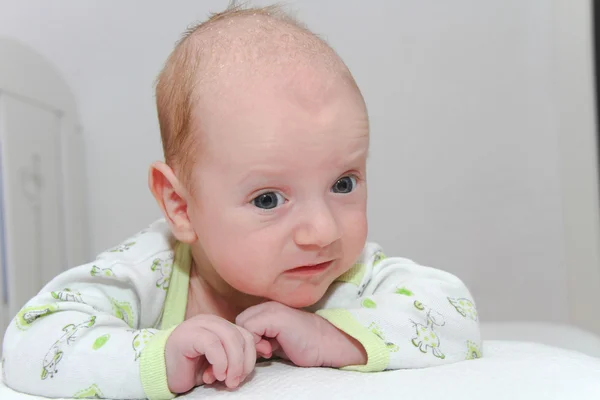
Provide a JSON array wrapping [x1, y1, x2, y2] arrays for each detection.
[[140, 326, 178, 400], [316, 309, 389, 372]]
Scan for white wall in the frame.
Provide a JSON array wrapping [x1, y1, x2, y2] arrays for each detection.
[[0, 0, 598, 331]]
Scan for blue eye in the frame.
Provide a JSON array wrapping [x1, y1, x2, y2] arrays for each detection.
[[252, 192, 285, 209], [332, 176, 357, 194]]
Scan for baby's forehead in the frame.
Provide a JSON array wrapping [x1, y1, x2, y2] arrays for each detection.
[[196, 79, 369, 164]]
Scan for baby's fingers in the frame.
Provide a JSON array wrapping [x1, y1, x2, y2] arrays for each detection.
[[203, 319, 247, 388], [192, 329, 228, 382], [255, 339, 273, 358], [202, 366, 217, 385], [236, 326, 257, 382]]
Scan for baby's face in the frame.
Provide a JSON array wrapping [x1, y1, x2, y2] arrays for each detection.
[[188, 67, 369, 308]]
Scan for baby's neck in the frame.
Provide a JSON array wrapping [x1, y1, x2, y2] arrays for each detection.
[[185, 259, 263, 323]]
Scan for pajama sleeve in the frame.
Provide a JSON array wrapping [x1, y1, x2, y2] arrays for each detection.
[[2, 224, 182, 400], [313, 243, 482, 372]]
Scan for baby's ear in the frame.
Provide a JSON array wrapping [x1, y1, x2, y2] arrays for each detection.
[[148, 162, 197, 243]]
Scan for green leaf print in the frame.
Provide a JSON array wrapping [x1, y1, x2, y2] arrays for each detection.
[[361, 298, 377, 308], [92, 334, 110, 350], [395, 287, 413, 296]]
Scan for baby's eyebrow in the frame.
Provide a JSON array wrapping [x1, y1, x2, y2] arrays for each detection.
[[237, 167, 288, 186], [334, 145, 370, 168]]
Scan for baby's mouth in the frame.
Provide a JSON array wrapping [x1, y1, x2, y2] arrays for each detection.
[[286, 260, 334, 275]]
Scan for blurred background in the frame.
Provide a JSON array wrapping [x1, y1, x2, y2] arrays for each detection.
[[1, 0, 600, 354]]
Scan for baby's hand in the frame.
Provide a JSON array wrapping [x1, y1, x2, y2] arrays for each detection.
[[236, 301, 366, 368], [165, 315, 257, 394]]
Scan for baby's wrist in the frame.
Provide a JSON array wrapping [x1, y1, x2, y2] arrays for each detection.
[[317, 317, 367, 368]]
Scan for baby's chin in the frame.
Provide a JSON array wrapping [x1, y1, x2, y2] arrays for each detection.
[[264, 286, 330, 309]]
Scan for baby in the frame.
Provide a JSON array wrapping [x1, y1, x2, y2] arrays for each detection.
[[2, 5, 482, 400]]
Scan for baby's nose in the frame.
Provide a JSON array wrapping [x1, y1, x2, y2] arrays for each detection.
[[293, 206, 341, 248]]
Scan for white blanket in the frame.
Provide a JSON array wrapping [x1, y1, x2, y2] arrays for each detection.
[[1, 340, 599, 399]]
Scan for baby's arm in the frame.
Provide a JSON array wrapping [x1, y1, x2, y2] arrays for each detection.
[[313, 243, 482, 371], [2, 248, 175, 399]]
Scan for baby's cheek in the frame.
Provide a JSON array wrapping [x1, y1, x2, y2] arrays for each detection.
[[219, 258, 274, 296], [344, 211, 368, 251]]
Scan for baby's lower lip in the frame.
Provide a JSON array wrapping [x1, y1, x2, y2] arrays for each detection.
[[286, 261, 333, 275]]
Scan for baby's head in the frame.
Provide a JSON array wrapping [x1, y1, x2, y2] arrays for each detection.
[[150, 5, 369, 308]]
